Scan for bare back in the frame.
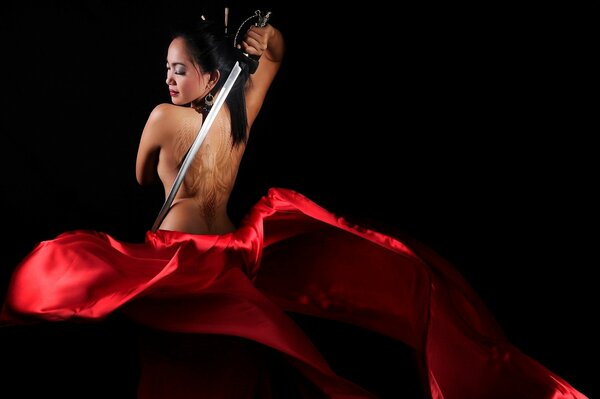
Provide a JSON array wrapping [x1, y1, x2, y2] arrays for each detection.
[[141, 104, 245, 234]]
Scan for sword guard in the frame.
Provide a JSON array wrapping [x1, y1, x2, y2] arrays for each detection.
[[237, 51, 260, 74]]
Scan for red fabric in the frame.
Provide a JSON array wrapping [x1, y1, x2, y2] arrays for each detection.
[[0, 188, 587, 399]]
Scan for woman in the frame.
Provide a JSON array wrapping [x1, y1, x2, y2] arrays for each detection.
[[136, 19, 283, 235], [0, 17, 589, 399]]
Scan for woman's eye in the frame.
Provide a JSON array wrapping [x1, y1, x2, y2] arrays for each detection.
[[166, 66, 185, 75]]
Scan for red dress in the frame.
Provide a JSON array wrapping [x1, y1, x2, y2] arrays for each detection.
[[0, 188, 588, 399]]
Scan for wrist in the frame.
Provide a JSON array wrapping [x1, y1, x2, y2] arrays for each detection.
[[265, 28, 284, 62]]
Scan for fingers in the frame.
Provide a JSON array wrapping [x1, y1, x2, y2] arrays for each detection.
[[242, 37, 263, 54], [241, 41, 261, 56], [245, 27, 264, 42], [241, 27, 269, 56]]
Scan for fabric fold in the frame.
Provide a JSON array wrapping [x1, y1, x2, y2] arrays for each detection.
[[1, 188, 588, 399]]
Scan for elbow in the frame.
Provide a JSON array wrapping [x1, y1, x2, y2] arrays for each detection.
[[136, 172, 145, 186], [136, 153, 159, 186], [135, 162, 146, 185], [136, 167, 155, 186]]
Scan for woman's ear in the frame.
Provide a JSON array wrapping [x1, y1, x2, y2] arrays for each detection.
[[209, 70, 221, 90]]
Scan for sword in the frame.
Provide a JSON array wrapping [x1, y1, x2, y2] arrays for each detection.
[[151, 61, 243, 232]]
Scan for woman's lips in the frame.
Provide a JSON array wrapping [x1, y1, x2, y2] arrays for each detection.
[[169, 90, 179, 97]]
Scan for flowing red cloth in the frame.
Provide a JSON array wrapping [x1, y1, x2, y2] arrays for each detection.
[[0, 188, 587, 399]]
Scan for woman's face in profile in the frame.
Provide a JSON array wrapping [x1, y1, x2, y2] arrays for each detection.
[[165, 37, 210, 106]]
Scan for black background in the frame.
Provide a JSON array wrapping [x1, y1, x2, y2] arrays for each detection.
[[0, 1, 596, 398]]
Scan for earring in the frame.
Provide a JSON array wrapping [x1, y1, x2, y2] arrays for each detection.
[[204, 93, 214, 108]]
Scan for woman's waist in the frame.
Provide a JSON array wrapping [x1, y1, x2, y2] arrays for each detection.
[[162, 197, 234, 235]]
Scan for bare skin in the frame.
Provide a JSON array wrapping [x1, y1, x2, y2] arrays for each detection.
[[136, 24, 284, 235]]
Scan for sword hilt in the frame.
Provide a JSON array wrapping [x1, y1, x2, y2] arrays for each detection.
[[234, 10, 272, 74]]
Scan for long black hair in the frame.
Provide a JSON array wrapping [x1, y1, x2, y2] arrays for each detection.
[[172, 20, 251, 146]]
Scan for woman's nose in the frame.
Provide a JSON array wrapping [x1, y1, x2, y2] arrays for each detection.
[[166, 71, 174, 85]]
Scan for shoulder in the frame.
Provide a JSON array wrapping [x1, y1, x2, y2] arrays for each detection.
[[146, 103, 181, 125], [144, 103, 200, 137], [149, 103, 202, 122]]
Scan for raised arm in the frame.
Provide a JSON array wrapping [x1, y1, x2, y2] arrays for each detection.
[[239, 24, 285, 129]]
